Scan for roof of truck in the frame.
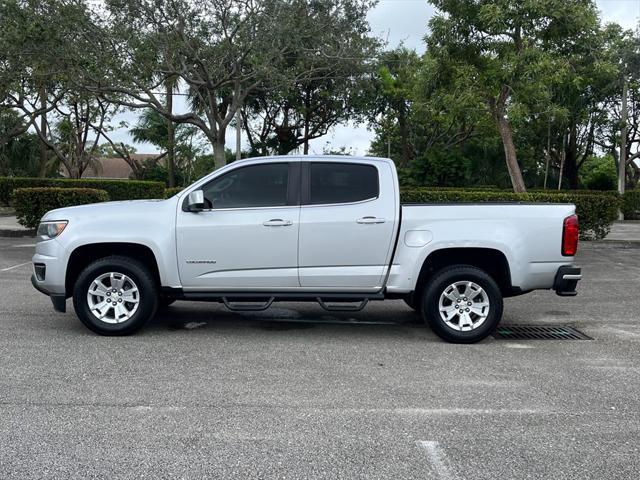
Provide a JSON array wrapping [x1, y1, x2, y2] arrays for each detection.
[[233, 155, 393, 164]]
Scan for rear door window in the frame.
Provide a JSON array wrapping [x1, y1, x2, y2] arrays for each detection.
[[309, 163, 379, 205]]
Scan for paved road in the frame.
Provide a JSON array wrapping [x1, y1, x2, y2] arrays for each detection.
[[1, 238, 639, 479]]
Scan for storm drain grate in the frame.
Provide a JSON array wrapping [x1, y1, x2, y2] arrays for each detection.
[[493, 325, 592, 340]]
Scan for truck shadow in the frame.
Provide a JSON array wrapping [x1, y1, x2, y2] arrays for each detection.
[[150, 301, 426, 336]]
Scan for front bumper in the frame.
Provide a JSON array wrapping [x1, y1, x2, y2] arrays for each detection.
[[553, 266, 582, 297], [31, 274, 67, 312]]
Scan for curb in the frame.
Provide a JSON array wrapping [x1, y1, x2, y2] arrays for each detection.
[[0, 229, 36, 238], [593, 239, 640, 246]]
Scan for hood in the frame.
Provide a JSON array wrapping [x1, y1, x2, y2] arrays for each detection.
[[42, 199, 171, 223]]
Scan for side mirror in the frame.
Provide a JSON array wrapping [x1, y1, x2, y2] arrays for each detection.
[[186, 190, 205, 212]]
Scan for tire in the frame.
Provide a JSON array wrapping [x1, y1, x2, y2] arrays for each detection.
[[72, 255, 158, 335], [421, 265, 503, 343]]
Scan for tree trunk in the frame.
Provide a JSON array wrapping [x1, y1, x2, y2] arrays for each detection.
[[398, 108, 410, 168], [303, 120, 310, 155], [494, 114, 526, 193], [166, 82, 176, 187], [235, 108, 242, 160], [558, 132, 567, 190], [303, 87, 311, 155], [213, 133, 226, 170], [37, 87, 48, 177], [543, 118, 551, 189], [563, 123, 579, 190], [619, 75, 628, 196]]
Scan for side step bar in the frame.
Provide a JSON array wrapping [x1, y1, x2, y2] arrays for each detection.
[[316, 298, 369, 312], [175, 290, 384, 312], [222, 297, 275, 311]]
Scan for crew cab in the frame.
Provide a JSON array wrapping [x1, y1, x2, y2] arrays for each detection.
[[31, 156, 582, 343]]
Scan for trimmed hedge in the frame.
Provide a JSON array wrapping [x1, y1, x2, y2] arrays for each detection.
[[400, 188, 620, 240], [622, 190, 640, 220], [12, 188, 110, 229], [0, 177, 164, 205], [164, 187, 184, 198]]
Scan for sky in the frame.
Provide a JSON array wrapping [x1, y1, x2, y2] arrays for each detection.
[[108, 0, 640, 156]]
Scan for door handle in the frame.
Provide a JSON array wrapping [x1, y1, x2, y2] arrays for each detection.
[[356, 216, 386, 224], [263, 219, 293, 227]]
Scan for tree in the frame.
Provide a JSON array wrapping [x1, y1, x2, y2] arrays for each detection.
[[240, 2, 378, 157], [594, 27, 640, 190], [426, 0, 602, 192], [129, 108, 202, 184], [92, 0, 376, 169], [0, 0, 122, 178], [367, 48, 421, 168], [367, 50, 484, 183], [0, 109, 40, 176]]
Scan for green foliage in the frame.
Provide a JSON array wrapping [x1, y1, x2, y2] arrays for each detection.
[[580, 155, 618, 191], [400, 188, 620, 240], [191, 150, 239, 181], [622, 190, 640, 220], [164, 187, 183, 198], [12, 188, 109, 229], [0, 110, 41, 177], [424, 0, 607, 191], [0, 177, 164, 205], [137, 159, 186, 187]]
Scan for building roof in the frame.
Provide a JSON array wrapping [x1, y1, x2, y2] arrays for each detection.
[[62, 154, 161, 179]]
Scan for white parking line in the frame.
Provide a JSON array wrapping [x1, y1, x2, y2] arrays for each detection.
[[12, 243, 36, 248], [416, 440, 456, 480], [1, 262, 31, 272]]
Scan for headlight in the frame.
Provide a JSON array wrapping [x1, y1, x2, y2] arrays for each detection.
[[37, 220, 68, 239]]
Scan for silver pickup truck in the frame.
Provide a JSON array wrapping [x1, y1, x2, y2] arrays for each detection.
[[31, 156, 581, 343]]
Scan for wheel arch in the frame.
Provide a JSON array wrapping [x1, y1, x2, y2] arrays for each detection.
[[413, 247, 514, 299], [65, 242, 161, 296]]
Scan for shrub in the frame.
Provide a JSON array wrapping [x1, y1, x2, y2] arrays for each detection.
[[164, 187, 184, 198], [581, 155, 617, 191], [400, 188, 620, 240], [12, 188, 110, 229], [0, 177, 164, 205], [622, 190, 640, 220]]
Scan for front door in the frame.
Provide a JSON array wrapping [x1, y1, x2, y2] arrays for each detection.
[[176, 162, 300, 290]]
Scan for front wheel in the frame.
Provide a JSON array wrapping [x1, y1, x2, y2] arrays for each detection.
[[421, 265, 503, 343], [72, 256, 158, 335]]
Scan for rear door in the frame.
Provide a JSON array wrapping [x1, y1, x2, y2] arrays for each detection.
[[297, 161, 397, 289]]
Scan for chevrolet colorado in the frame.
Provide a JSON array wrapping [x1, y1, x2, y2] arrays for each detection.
[[31, 156, 581, 343]]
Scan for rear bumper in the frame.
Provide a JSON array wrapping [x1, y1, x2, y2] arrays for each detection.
[[553, 266, 581, 297], [31, 274, 67, 313]]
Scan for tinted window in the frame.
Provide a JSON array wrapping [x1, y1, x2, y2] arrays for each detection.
[[309, 163, 379, 205], [203, 163, 289, 209]]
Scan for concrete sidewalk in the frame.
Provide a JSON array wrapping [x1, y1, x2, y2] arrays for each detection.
[[605, 221, 640, 242], [0, 215, 33, 237]]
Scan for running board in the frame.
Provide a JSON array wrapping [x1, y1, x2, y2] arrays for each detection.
[[177, 290, 385, 307]]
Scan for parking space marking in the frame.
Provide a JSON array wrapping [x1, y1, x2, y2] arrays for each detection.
[[416, 440, 457, 480], [12, 243, 36, 248], [1, 262, 31, 272]]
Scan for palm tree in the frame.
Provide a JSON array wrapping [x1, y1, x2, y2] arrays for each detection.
[[130, 109, 200, 184]]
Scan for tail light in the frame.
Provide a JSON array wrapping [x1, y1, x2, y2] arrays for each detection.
[[562, 214, 579, 256]]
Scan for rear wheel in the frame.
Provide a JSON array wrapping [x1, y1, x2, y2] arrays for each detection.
[[421, 265, 503, 343], [72, 256, 158, 335]]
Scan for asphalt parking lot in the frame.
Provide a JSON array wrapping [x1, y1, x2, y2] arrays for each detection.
[[1, 238, 639, 479]]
